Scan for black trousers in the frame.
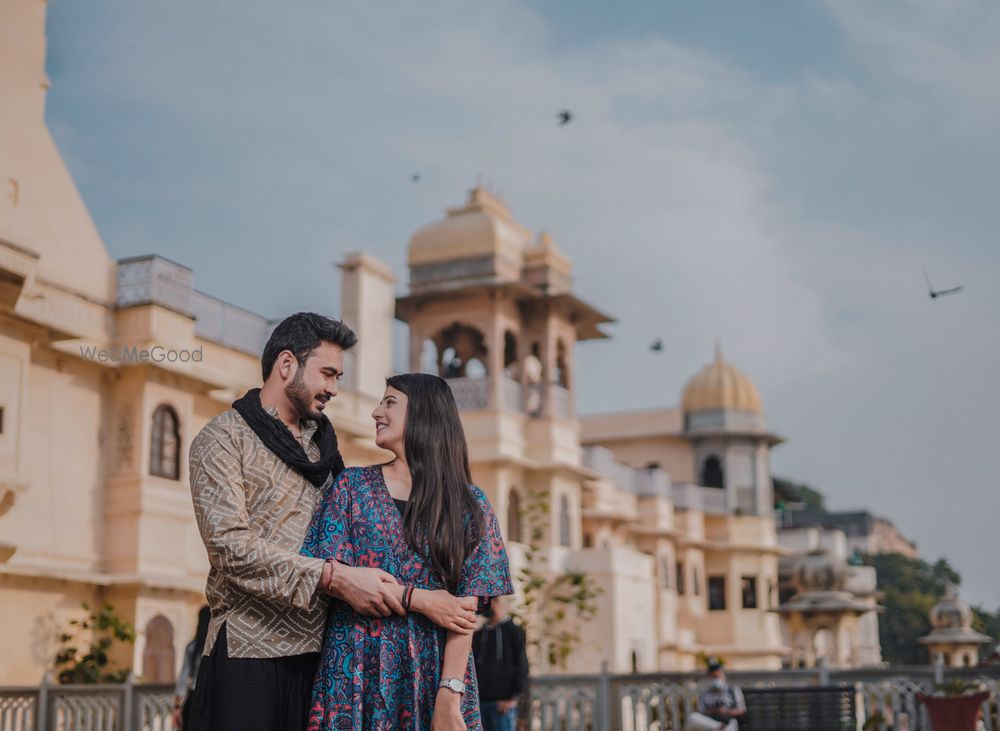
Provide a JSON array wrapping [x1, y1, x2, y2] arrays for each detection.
[[189, 624, 320, 731]]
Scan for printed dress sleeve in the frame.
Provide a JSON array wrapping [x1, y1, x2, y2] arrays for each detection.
[[455, 485, 514, 614], [301, 467, 356, 566]]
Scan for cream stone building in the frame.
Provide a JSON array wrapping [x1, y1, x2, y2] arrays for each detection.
[[1, 0, 857, 686], [0, 0, 392, 685], [776, 527, 883, 668]]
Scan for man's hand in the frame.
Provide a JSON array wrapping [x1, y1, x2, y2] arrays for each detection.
[[325, 564, 404, 617], [411, 590, 478, 634], [497, 699, 517, 714]]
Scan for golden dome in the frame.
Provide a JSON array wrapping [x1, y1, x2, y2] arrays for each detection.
[[408, 187, 531, 268], [682, 347, 763, 414]]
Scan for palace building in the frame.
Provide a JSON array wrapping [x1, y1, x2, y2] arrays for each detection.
[[1, 0, 885, 684]]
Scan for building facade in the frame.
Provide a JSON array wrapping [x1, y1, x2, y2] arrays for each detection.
[[0, 0, 887, 684]]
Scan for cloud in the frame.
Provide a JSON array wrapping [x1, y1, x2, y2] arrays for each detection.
[[44, 0, 1000, 606]]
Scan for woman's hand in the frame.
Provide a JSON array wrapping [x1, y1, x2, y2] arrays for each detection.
[[412, 590, 478, 634], [432, 689, 467, 731]]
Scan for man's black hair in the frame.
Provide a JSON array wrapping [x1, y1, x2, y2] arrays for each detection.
[[261, 312, 357, 380]]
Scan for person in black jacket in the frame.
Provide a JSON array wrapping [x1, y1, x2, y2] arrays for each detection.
[[473, 599, 529, 731]]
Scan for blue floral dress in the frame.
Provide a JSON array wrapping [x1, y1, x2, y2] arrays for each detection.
[[301, 465, 513, 731]]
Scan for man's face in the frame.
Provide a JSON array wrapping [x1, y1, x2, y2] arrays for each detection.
[[491, 599, 508, 622], [284, 342, 344, 421]]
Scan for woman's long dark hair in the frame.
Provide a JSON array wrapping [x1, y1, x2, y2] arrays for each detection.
[[387, 373, 484, 589]]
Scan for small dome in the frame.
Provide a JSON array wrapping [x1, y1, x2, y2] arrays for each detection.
[[408, 187, 530, 268], [682, 347, 763, 414], [930, 584, 974, 631], [792, 550, 848, 594]]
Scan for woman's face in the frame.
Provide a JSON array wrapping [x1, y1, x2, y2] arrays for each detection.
[[372, 386, 408, 453]]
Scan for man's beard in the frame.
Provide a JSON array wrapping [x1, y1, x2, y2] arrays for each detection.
[[285, 370, 322, 421]]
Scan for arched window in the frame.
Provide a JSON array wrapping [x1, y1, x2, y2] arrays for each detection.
[[701, 455, 724, 488], [150, 405, 180, 480], [558, 494, 571, 547], [142, 615, 176, 683], [661, 557, 672, 590], [436, 323, 489, 379], [676, 561, 686, 595], [507, 489, 523, 543]]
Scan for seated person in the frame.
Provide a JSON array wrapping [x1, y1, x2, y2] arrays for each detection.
[[687, 660, 746, 731]]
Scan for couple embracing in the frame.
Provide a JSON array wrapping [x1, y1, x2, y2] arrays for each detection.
[[187, 313, 513, 731]]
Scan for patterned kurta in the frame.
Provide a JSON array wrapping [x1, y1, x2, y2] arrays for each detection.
[[189, 407, 330, 658], [302, 466, 513, 731]]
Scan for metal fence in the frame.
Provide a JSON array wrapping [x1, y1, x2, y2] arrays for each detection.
[[6, 666, 1000, 731]]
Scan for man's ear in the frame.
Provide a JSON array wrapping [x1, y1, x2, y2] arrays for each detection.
[[277, 350, 298, 381]]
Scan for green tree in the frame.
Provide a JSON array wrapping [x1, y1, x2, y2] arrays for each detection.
[[54, 602, 136, 684], [772, 477, 827, 513], [512, 488, 603, 670]]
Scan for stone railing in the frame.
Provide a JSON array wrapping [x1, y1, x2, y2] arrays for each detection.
[[189, 291, 271, 357], [445, 377, 572, 419], [445, 376, 490, 410], [552, 383, 571, 419], [581, 446, 672, 499], [671, 483, 730, 515], [525, 664, 1000, 731], [116, 255, 273, 357], [7, 666, 1000, 730], [0, 675, 173, 731]]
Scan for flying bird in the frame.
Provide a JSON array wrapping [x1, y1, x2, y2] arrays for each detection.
[[650, 338, 664, 353], [557, 110, 573, 126], [411, 173, 421, 183], [923, 270, 963, 300]]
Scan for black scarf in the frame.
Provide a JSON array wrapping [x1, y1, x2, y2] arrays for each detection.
[[232, 388, 344, 488]]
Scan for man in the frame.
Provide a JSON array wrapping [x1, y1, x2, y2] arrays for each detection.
[[688, 660, 746, 731], [188, 313, 477, 731], [473, 598, 529, 731]]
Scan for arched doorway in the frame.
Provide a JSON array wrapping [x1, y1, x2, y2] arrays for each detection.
[[142, 615, 176, 683]]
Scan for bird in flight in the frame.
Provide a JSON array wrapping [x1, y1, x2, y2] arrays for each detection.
[[557, 110, 573, 126], [411, 173, 421, 183], [650, 338, 664, 353], [923, 270, 963, 299]]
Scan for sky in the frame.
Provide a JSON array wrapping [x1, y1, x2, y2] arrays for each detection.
[[44, 1, 1000, 606]]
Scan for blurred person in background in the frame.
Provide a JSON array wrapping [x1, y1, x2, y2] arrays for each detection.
[[473, 598, 529, 731]]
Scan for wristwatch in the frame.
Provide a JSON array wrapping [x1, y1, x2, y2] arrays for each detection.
[[439, 677, 466, 695]]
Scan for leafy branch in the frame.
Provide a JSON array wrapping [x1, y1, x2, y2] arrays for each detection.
[[512, 488, 603, 670], [53, 602, 136, 684]]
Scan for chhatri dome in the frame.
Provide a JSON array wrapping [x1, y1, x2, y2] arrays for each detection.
[[919, 583, 993, 667], [408, 186, 533, 272], [682, 346, 764, 415]]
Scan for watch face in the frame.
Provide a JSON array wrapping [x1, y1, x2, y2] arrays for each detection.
[[444, 679, 464, 692]]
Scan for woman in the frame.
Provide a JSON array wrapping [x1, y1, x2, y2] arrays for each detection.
[[302, 373, 513, 730]]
